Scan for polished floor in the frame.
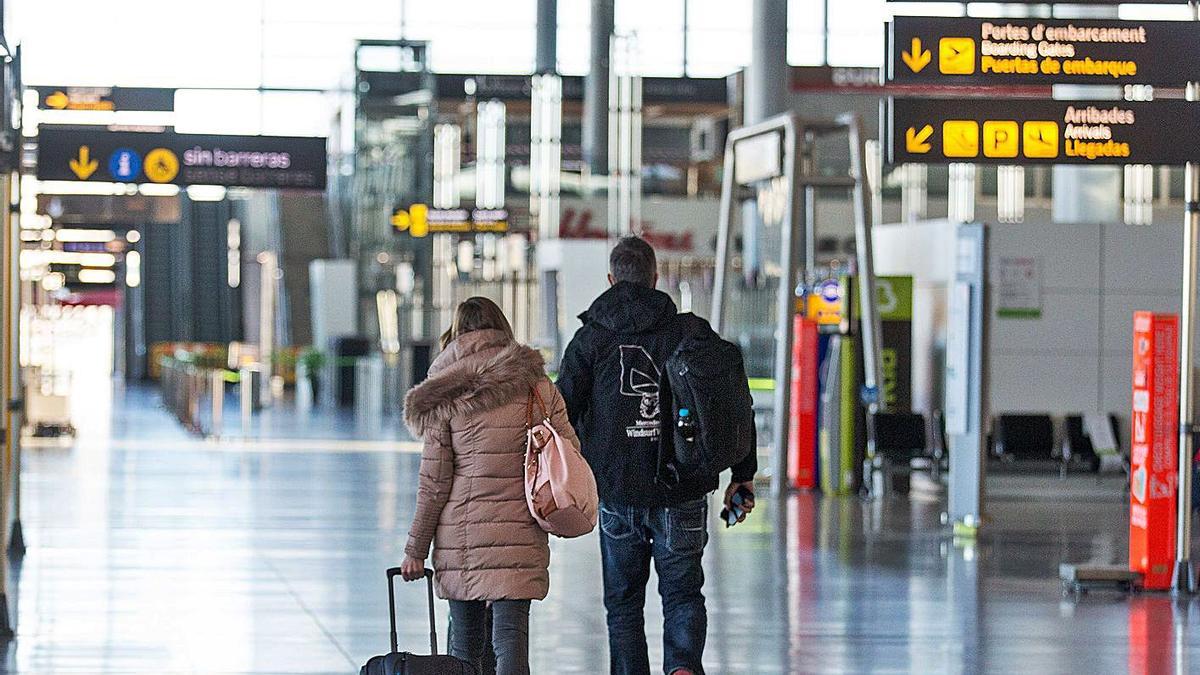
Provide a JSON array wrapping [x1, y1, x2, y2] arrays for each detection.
[[2, 380, 1199, 674]]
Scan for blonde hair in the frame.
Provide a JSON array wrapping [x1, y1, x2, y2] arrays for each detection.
[[440, 297, 514, 349]]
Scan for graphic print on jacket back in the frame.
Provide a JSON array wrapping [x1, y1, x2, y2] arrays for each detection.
[[619, 345, 661, 439]]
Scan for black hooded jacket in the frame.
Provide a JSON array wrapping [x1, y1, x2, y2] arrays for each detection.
[[557, 282, 757, 507]]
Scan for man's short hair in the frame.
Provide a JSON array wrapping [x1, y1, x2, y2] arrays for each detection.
[[609, 236, 657, 287]]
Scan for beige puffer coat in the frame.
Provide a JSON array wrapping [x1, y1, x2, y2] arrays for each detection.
[[403, 329, 577, 601]]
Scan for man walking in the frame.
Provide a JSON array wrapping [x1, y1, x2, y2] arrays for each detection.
[[557, 236, 757, 675]]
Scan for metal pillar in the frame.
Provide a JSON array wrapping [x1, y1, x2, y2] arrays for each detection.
[[745, 0, 787, 125], [1174, 0, 1200, 594], [742, 0, 788, 279], [682, 0, 689, 75], [0, 169, 15, 637], [847, 115, 885, 483], [6, 170, 20, 558], [257, 251, 277, 408], [946, 224, 987, 532], [583, 0, 613, 176], [536, 0, 557, 75], [609, 35, 641, 236], [770, 125, 802, 498]]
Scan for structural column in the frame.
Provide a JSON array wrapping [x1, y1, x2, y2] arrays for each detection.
[[582, 0, 613, 176], [742, 0, 788, 283], [536, 0, 557, 75], [745, 0, 788, 125]]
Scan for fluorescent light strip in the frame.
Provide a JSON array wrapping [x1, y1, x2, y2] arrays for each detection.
[[21, 250, 117, 267], [56, 229, 116, 242], [78, 269, 117, 284]]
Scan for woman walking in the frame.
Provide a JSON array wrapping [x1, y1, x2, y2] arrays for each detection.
[[399, 297, 577, 675]]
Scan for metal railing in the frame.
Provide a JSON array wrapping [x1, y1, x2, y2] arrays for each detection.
[[159, 355, 238, 439]]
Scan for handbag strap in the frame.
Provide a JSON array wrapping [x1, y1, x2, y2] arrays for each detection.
[[526, 381, 551, 429], [532, 381, 550, 421]]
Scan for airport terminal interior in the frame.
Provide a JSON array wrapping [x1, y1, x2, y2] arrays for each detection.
[[3, 0, 1200, 673]]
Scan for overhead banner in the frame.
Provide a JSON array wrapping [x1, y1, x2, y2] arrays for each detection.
[[886, 0, 1185, 3], [888, 98, 1200, 166], [888, 17, 1200, 87], [33, 86, 175, 112], [36, 127, 327, 189]]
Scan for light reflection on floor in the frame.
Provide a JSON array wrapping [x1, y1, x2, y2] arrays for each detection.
[[3, 311, 1200, 673]]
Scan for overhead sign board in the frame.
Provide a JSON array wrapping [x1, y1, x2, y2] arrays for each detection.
[[37, 127, 327, 190], [888, 17, 1200, 87], [790, 66, 881, 92], [888, 97, 1200, 166], [887, 0, 1185, 3], [33, 86, 176, 112], [392, 204, 509, 237]]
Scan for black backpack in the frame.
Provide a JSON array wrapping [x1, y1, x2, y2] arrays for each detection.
[[657, 328, 755, 487]]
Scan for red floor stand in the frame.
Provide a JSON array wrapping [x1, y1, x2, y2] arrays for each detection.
[[1129, 312, 1179, 591]]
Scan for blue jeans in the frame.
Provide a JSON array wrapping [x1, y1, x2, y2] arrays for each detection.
[[599, 498, 709, 675]]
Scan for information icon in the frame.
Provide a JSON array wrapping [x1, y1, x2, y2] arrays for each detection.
[[108, 148, 142, 182]]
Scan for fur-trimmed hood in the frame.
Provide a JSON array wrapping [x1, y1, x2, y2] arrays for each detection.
[[403, 329, 546, 437]]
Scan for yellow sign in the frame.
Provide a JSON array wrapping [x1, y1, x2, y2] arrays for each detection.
[[901, 38, 932, 74], [939, 37, 975, 75], [942, 120, 979, 158], [1022, 121, 1059, 158], [983, 121, 1019, 158], [45, 91, 70, 110], [806, 291, 844, 327], [68, 145, 98, 180], [390, 209, 411, 231], [392, 204, 508, 237], [144, 148, 180, 183], [905, 125, 933, 154], [392, 203, 431, 237]]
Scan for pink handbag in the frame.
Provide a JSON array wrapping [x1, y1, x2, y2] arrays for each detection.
[[525, 385, 598, 538]]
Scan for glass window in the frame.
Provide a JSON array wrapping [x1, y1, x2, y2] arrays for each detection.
[[557, 0, 591, 75], [616, 0, 684, 76], [685, 0, 751, 77], [788, 0, 826, 66], [827, 0, 885, 67]]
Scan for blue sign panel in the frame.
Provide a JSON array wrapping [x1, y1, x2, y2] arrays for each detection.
[[108, 148, 142, 182]]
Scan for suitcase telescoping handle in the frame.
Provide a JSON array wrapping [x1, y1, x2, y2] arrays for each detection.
[[385, 567, 439, 656]]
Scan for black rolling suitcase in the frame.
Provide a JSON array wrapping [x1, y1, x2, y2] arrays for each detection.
[[359, 567, 476, 675]]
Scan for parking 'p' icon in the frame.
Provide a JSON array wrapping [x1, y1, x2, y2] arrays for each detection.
[[983, 121, 1019, 158]]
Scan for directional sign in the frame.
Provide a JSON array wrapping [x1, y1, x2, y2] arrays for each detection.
[[33, 86, 175, 112], [888, 98, 1200, 166], [887, 0, 1186, 3], [392, 204, 509, 237], [888, 17, 1200, 87], [37, 127, 327, 190], [68, 146, 98, 180]]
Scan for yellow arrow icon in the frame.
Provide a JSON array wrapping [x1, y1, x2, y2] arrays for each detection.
[[69, 145, 99, 180], [902, 38, 932, 74], [45, 90, 70, 110], [906, 125, 933, 154]]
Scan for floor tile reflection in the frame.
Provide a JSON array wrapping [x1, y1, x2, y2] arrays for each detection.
[[2, 384, 1198, 673]]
